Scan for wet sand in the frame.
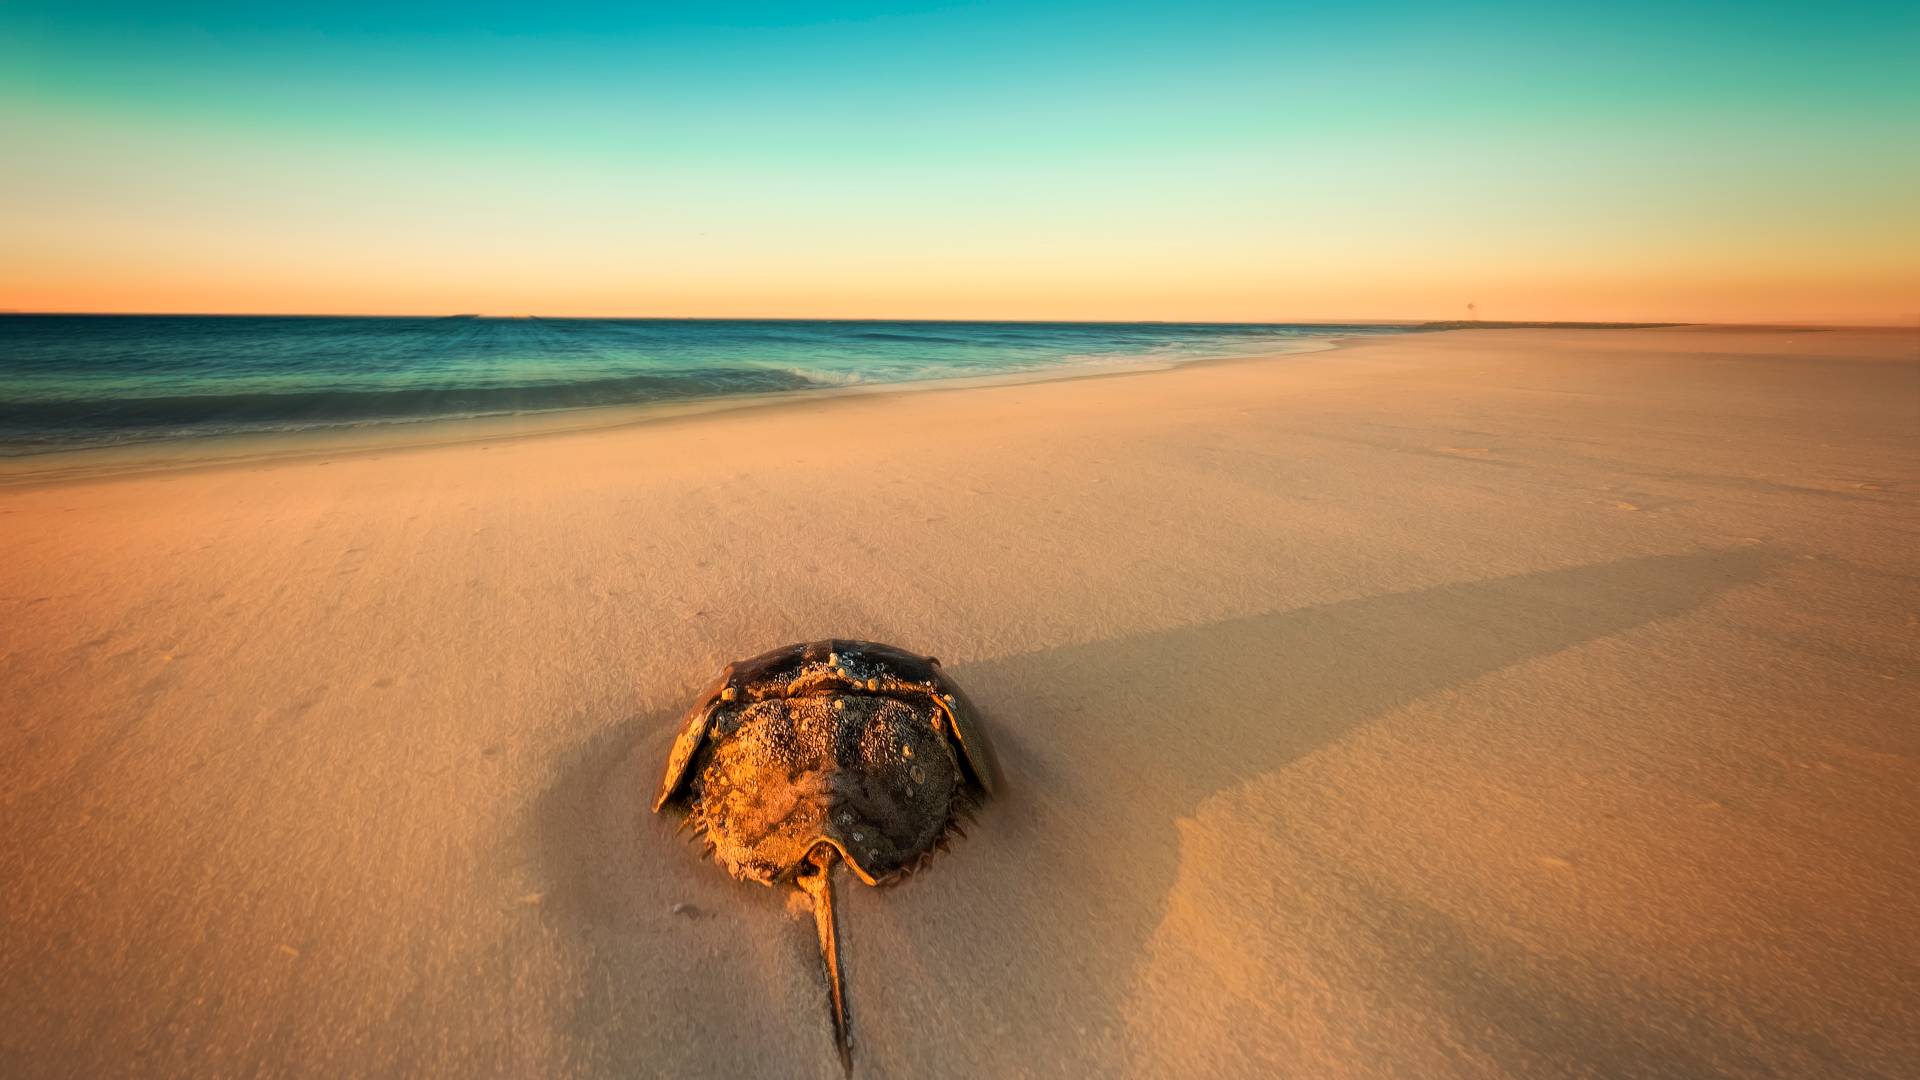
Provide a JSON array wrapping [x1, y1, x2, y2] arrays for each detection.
[[2, 328, 1916, 1077]]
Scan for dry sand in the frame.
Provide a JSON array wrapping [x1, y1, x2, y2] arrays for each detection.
[[2, 328, 1916, 1078]]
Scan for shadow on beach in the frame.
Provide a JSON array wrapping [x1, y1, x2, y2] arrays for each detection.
[[534, 546, 1783, 1076]]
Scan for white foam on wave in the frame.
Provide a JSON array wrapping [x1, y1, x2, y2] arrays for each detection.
[[753, 365, 868, 387]]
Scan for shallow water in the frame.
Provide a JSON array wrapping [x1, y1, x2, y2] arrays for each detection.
[[0, 316, 1406, 454]]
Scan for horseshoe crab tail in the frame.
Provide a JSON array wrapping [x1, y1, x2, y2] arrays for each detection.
[[798, 844, 853, 1074]]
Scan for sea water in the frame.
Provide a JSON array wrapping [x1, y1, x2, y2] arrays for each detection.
[[0, 316, 1407, 454]]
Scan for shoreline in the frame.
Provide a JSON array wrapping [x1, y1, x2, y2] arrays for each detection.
[[21, 320, 1902, 489], [9, 324, 1911, 492], [0, 337, 1345, 488]]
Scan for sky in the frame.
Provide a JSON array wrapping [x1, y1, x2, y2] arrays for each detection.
[[2, 2, 1916, 322]]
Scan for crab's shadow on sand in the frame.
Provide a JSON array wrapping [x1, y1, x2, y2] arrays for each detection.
[[535, 546, 1783, 1076]]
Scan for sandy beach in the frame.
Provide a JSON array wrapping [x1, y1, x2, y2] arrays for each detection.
[[2, 327, 1916, 1077]]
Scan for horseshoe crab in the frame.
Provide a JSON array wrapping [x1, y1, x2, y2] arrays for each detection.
[[654, 640, 998, 1072]]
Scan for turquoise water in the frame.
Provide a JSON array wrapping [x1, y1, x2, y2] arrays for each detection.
[[0, 316, 1407, 454]]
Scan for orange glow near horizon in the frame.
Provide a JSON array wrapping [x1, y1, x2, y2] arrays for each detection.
[[10, 245, 1915, 325]]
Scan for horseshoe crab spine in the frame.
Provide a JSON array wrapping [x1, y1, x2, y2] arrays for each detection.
[[797, 845, 853, 1074]]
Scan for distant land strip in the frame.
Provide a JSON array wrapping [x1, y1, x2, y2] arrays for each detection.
[[1413, 320, 1686, 330]]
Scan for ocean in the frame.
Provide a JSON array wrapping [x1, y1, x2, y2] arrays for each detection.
[[0, 316, 1406, 455]]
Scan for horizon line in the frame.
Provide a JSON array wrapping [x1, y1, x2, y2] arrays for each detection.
[[5, 309, 1915, 330]]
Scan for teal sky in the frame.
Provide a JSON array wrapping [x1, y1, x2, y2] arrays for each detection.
[[3, 2, 1917, 321]]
